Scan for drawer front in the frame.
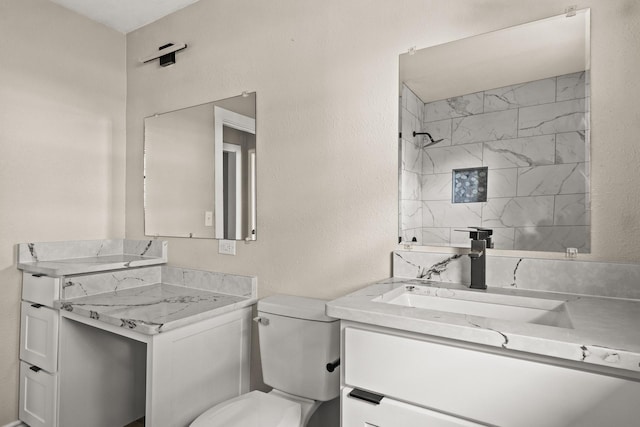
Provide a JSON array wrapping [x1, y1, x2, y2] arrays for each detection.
[[22, 273, 61, 307], [344, 327, 640, 427], [342, 387, 481, 427], [20, 302, 59, 373], [19, 361, 58, 427]]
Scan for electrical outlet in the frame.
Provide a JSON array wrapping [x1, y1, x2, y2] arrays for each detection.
[[204, 211, 213, 227], [218, 239, 236, 255]]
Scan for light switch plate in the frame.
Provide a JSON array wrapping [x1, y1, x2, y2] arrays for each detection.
[[218, 240, 236, 255], [205, 211, 213, 227]]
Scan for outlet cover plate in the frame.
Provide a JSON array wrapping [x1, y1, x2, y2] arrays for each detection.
[[218, 239, 236, 255]]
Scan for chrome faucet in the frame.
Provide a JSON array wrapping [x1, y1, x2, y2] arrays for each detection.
[[457, 227, 494, 290]]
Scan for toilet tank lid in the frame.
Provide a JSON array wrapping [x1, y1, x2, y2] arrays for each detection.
[[258, 295, 337, 322]]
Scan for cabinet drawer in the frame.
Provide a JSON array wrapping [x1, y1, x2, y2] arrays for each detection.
[[20, 302, 59, 373], [344, 327, 640, 427], [22, 273, 60, 307], [342, 387, 480, 427], [19, 361, 58, 427]]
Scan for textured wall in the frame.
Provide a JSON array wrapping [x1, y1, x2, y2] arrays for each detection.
[[126, 0, 640, 300], [0, 0, 638, 423], [0, 0, 126, 422], [125, 0, 640, 401]]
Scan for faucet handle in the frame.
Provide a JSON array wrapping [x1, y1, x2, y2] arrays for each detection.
[[470, 227, 494, 248], [469, 226, 492, 234], [455, 227, 494, 248]]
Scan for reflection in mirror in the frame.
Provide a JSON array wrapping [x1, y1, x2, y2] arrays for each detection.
[[399, 9, 590, 253], [144, 93, 256, 240]]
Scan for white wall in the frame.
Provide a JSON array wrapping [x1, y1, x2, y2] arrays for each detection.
[[0, 0, 638, 422], [0, 0, 126, 422], [126, 0, 640, 295], [125, 0, 640, 396]]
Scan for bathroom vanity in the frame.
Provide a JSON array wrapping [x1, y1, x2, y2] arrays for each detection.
[[327, 251, 640, 426], [17, 240, 257, 427]]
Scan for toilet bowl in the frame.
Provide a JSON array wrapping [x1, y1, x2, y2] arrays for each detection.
[[190, 391, 301, 427], [190, 295, 340, 427]]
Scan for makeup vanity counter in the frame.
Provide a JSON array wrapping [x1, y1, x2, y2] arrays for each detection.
[[56, 279, 255, 335], [328, 276, 640, 426], [17, 239, 257, 427]]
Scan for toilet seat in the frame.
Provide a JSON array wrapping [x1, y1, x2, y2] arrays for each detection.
[[190, 390, 302, 427]]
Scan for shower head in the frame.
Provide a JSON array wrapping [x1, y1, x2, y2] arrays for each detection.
[[413, 131, 444, 148]]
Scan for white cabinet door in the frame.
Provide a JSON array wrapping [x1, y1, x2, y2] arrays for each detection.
[[342, 387, 481, 427], [20, 301, 59, 373], [19, 361, 58, 427], [147, 307, 252, 427]]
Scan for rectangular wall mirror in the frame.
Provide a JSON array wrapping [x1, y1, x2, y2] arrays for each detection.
[[144, 92, 257, 240], [399, 9, 590, 253]]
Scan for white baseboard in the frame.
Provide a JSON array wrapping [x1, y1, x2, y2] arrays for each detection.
[[2, 421, 26, 427]]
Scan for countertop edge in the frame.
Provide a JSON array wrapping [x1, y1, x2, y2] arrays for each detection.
[[18, 257, 167, 277], [55, 293, 257, 336], [326, 279, 640, 375]]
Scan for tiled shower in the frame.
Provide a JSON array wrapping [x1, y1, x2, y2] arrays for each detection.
[[400, 72, 590, 252]]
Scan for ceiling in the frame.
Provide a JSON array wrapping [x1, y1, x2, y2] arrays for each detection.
[[49, 0, 201, 34]]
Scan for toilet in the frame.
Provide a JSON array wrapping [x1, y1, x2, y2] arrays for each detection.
[[190, 295, 340, 427]]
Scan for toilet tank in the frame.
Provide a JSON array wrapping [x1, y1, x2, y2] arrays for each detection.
[[257, 295, 340, 401]]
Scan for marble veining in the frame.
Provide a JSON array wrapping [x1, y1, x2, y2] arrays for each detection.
[[18, 239, 168, 276], [484, 78, 556, 112], [52, 263, 257, 334], [56, 283, 252, 334], [424, 92, 484, 121], [62, 267, 162, 299], [518, 99, 587, 136], [327, 277, 640, 373], [161, 265, 256, 298], [393, 250, 640, 300]]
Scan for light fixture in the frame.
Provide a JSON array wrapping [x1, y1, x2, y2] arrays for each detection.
[[140, 43, 188, 67]]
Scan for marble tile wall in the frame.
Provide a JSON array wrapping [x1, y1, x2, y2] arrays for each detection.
[[393, 250, 640, 300], [399, 85, 424, 243], [399, 72, 590, 252]]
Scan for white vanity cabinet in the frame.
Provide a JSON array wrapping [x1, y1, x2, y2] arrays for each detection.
[[18, 273, 61, 427], [341, 322, 640, 427], [16, 239, 257, 427]]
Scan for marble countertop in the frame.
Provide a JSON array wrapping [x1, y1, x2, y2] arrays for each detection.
[[326, 278, 640, 374], [55, 283, 256, 335], [20, 254, 167, 277], [18, 239, 168, 276]]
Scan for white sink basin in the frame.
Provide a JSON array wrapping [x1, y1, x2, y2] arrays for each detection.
[[374, 285, 573, 328]]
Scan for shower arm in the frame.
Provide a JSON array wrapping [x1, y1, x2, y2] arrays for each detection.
[[413, 131, 444, 147]]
